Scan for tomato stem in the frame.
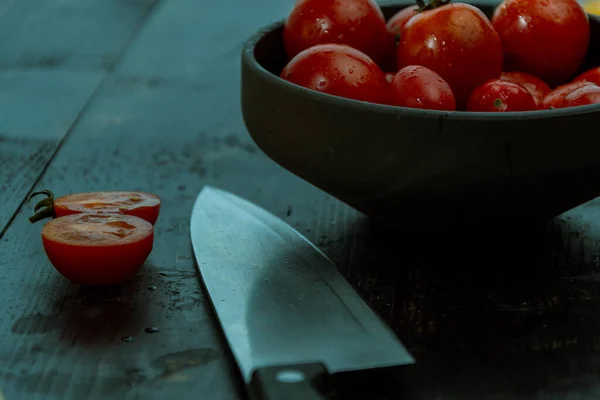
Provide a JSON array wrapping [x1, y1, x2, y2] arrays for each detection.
[[415, 0, 452, 12], [34, 197, 54, 213], [27, 189, 54, 203], [27, 189, 56, 224], [29, 208, 55, 223]]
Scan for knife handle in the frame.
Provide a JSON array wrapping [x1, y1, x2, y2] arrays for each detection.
[[248, 362, 335, 400]]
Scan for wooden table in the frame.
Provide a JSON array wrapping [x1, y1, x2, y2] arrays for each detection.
[[1, 0, 600, 399]]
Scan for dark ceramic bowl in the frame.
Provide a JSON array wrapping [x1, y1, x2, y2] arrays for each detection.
[[241, 2, 600, 231]]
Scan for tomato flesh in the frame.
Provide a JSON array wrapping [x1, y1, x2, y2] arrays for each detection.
[[54, 191, 161, 225], [42, 214, 154, 286], [281, 44, 389, 104], [492, 0, 590, 87], [397, 3, 503, 109]]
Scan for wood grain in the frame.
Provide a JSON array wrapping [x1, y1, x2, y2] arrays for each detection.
[[0, 136, 55, 235], [0, 0, 157, 72], [328, 210, 600, 400], [0, 71, 340, 399], [116, 0, 293, 84], [0, 70, 104, 140], [2, 0, 600, 399], [0, 70, 104, 234]]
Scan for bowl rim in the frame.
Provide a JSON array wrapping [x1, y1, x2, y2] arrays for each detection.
[[241, 10, 600, 122]]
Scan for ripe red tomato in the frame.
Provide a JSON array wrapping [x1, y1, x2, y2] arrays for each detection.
[[41, 214, 154, 286], [283, 0, 395, 68], [386, 6, 419, 38], [389, 65, 456, 111], [573, 67, 600, 85], [397, 3, 503, 109], [28, 190, 161, 225], [499, 72, 551, 107], [492, 0, 590, 87], [281, 44, 389, 104], [561, 85, 600, 107], [541, 80, 597, 109], [467, 79, 537, 112]]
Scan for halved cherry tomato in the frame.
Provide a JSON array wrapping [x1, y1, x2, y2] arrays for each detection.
[[41, 214, 154, 286], [499, 72, 551, 107], [28, 190, 161, 225], [389, 65, 456, 111], [573, 67, 600, 86], [561, 85, 600, 107], [541, 80, 597, 109], [467, 79, 537, 112]]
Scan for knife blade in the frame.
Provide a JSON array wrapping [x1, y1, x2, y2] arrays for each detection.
[[190, 186, 415, 400]]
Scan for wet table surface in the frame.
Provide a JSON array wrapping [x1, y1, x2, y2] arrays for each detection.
[[1, 0, 600, 399]]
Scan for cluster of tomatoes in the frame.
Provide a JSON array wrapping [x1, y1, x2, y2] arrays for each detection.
[[28, 190, 161, 286], [280, 0, 600, 112]]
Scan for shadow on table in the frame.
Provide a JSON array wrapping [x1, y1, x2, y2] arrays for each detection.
[[335, 216, 600, 399], [55, 273, 151, 347]]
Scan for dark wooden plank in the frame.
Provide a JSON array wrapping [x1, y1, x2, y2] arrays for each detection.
[[0, 73, 337, 399], [0, 70, 104, 140], [116, 0, 293, 83], [0, 0, 339, 396], [6, 71, 600, 399], [0, 70, 104, 233], [0, 136, 55, 234], [0, 0, 157, 72], [324, 207, 600, 400], [3, 0, 600, 399]]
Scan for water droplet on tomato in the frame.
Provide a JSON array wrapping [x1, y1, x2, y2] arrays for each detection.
[[318, 80, 326, 87], [348, 67, 355, 74]]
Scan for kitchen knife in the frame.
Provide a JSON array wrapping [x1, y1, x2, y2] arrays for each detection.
[[190, 186, 415, 400]]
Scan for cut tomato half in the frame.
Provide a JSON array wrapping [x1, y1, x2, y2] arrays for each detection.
[[41, 214, 154, 286], [28, 190, 161, 225]]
